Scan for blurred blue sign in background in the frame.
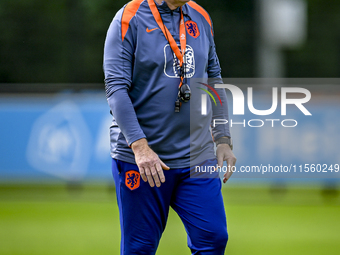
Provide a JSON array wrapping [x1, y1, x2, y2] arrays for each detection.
[[0, 87, 339, 182], [0, 92, 112, 182]]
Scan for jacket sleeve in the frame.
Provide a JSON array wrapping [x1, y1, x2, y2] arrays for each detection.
[[207, 24, 231, 140], [103, 9, 146, 146]]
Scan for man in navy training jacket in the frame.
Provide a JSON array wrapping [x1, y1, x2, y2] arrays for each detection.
[[103, 0, 237, 254]]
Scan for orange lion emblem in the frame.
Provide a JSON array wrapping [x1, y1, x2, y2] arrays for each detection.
[[125, 170, 140, 190], [185, 20, 200, 39]]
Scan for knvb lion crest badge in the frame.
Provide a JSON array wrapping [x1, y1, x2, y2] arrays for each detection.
[[185, 20, 200, 39], [125, 170, 140, 190]]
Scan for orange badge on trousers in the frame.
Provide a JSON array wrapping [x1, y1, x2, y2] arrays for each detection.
[[125, 170, 141, 190]]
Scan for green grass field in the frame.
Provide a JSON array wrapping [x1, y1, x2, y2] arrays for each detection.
[[0, 183, 339, 255]]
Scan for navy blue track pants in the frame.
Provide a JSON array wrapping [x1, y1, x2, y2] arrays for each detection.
[[112, 158, 228, 255]]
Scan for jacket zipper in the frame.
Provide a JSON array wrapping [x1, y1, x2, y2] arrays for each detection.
[[170, 10, 176, 36]]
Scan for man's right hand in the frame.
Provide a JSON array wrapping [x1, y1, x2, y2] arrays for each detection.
[[131, 138, 170, 188]]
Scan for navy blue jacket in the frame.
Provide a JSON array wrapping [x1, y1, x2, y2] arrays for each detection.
[[104, 0, 231, 168]]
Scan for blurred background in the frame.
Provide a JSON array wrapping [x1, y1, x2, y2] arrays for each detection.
[[0, 0, 339, 254]]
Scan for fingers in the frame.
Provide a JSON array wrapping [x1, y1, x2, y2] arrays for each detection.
[[223, 175, 228, 183], [228, 155, 237, 170], [223, 155, 237, 183], [144, 167, 155, 187], [133, 144, 168, 188], [150, 165, 161, 187], [216, 145, 237, 183], [156, 163, 166, 183], [160, 160, 170, 170], [139, 167, 148, 183], [222, 161, 230, 183], [217, 156, 224, 168], [139, 161, 167, 188], [223, 164, 233, 183]]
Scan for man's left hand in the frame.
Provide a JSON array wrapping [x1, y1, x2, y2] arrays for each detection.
[[216, 144, 237, 183]]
